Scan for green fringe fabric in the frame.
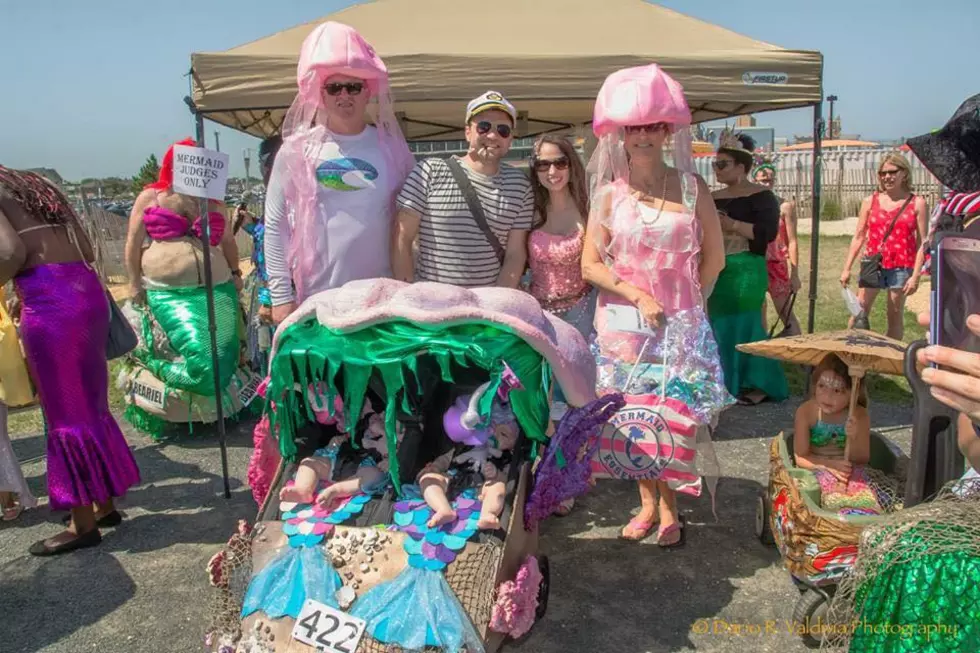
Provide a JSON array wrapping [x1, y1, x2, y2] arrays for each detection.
[[266, 318, 552, 494], [124, 403, 170, 439]]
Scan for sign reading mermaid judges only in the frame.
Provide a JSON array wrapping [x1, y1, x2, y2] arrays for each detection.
[[172, 145, 229, 201]]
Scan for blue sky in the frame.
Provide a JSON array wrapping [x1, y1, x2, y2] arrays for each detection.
[[1, 0, 976, 180]]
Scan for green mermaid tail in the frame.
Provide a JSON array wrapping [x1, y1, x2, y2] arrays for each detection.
[[134, 281, 241, 397]]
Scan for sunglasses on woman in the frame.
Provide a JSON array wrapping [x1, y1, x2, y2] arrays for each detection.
[[475, 121, 513, 138], [625, 122, 668, 134], [324, 82, 365, 96], [533, 156, 570, 172], [878, 168, 902, 178]]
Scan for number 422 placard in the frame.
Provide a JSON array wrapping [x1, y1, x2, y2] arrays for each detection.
[[291, 599, 366, 652]]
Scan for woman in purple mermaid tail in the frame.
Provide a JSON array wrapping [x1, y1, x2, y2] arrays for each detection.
[[0, 166, 140, 556]]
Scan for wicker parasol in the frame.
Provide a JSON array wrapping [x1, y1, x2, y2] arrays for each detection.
[[737, 330, 908, 457], [736, 329, 907, 377]]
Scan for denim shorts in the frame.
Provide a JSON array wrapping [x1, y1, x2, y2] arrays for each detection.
[[881, 267, 913, 289]]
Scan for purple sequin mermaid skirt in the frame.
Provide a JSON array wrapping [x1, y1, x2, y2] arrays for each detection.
[[14, 262, 140, 511]]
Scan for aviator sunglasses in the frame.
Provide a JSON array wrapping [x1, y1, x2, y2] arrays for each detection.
[[533, 156, 570, 172], [324, 82, 365, 96], [475, 120, 513, 138]]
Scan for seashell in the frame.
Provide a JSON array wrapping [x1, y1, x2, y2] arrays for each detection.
[[336, 585, 357, 609], [360, 563, 370, 573], [345, 571, 354, 580], [332, 556, 345, 567], [365, 530, 378, 542], [334, 545, 346, 555]]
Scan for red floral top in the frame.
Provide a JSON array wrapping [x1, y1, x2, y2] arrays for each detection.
[[864, 192, 918, 270]]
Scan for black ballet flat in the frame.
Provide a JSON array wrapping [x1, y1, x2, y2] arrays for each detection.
[[61, 510, 122, 528], [29, 528, 102, 557]]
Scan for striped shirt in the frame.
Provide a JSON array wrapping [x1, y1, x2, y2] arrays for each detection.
[[397, 156, 533, 286]]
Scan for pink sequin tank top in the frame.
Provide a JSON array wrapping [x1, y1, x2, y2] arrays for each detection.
[[527, 226, 590, 313]]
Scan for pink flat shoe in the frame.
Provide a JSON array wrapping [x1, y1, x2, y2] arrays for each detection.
[[656, 516, 686, 548], [620, 516, 657, 541]]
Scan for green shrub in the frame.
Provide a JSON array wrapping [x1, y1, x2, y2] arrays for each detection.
[[821, 198, 843, 221]]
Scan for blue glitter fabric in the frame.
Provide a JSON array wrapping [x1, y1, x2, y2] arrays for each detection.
[[350, 491, 484, 652]]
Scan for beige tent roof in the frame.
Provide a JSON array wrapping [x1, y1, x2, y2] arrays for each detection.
[[190, 0, 823, 140]]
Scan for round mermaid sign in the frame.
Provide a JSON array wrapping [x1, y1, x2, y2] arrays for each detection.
[[596, 406, 676, 480]]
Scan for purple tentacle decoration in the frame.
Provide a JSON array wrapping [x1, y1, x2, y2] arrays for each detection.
[[524, 394, 626, 531]]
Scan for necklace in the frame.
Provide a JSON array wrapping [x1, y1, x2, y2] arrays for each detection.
[[634, 167, 669, 225]]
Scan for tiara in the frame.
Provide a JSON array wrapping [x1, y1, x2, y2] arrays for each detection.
[[717, 127, 748, 152]]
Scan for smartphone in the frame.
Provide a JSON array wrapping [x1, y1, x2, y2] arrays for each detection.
[[931, 234, 980, 363]]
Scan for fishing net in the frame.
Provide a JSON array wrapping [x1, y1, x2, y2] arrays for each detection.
[[357, 543, 502, 653], [820, 477, 980, 652], [205, 521, 257, 652]]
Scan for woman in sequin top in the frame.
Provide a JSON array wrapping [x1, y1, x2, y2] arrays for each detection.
[[525, 135, 595, 337], [525, 136, 596, 517]]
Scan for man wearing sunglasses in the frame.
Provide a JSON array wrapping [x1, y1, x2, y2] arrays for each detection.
[[392, 91, 533, 289]]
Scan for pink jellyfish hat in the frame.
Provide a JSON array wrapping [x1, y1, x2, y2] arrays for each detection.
[[279, 21, 414, 303], [592, 63, 692, 137], [295, 21, 388, 101]]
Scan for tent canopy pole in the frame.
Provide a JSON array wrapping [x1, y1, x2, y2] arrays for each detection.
[[191, 107, 232, 500], [806, 101, 824, 335]]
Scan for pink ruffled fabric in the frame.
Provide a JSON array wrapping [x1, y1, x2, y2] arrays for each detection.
[[490, 556, 542, 638], [247, 415, 281, 508]]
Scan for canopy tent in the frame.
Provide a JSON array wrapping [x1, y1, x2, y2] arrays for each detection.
[[189, 0, 823, 140], [187, 0, 828, 335]]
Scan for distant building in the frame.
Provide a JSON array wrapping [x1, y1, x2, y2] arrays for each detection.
[[781, 139, 880, 152]]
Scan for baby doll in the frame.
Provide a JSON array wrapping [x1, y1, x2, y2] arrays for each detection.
[[279, 392, 398, 507], [792, 354, 871, 480], [419, 394, 519, 529]]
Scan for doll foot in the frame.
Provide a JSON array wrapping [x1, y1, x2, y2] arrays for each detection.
[[279, 485, 314, 504], [476, 515, 501, 530], [427, 508, 457, 528]]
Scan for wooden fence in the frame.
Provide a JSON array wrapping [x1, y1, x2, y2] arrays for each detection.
[[693, 148, 943, 220]]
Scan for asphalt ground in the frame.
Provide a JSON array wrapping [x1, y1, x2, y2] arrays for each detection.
[[0, 399, 914, 653]]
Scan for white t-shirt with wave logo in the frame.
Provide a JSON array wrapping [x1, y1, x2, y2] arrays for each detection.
[[264, 126, 392, 305]]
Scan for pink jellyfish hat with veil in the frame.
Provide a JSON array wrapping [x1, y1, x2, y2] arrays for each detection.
[[278, 21, 414, 302], [588, 63, 695, 196]]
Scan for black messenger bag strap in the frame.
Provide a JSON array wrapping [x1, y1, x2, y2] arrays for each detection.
[[445, 157, 505, 264]]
